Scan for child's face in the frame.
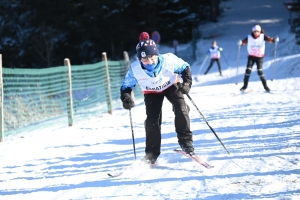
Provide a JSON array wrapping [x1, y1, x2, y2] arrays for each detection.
[[253, 30, 260, 36]]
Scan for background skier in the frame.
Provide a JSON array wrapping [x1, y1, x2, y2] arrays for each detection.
[[204, 40, 223, 76], [120, 32, 195, 164], [238, 24, 279, 92]]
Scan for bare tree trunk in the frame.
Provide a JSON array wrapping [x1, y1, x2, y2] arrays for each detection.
[[210, 0, 219, 22]]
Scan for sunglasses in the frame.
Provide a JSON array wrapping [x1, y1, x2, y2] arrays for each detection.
[[141, 55, 157, 62]]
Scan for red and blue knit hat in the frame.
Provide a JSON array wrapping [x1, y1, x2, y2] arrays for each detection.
[[136, 32, 159, 60]]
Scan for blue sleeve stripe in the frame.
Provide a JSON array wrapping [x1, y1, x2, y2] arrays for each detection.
[[121, 67, 137, 90]]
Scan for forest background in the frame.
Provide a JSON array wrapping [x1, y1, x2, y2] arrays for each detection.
[[0, 0, 299, 68]]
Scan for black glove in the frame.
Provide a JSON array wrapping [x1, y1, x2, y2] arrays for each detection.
[[178, 82, 191, 94], [122, 95, 134, 110]]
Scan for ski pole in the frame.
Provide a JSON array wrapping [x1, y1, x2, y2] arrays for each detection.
[[236, 44, 241, 85], [271, 39, 278, 81], [197, 55, 208, 75], [221, 51, 230, 68], [129, 108, 137, 160], [185, 93, 230, 155]]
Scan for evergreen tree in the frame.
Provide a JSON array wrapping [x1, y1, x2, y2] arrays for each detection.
[[0, 0, 216, 68]]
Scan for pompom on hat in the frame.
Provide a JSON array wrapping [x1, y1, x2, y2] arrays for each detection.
[[136, 32, 159, 60], [252, 25, 261, 32]]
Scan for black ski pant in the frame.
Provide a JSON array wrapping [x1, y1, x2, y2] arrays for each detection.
[[144, 84, 193, 159], [242, 56, 268, 89], [204, 58, 222, 75]]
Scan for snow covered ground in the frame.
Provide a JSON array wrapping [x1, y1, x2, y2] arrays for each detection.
[[1, 0, 300, 199]]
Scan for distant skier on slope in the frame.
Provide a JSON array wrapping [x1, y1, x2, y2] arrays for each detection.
[[238, 24, 279, 92], [120, 32, 195, 165], [204, 40, 223, 76]]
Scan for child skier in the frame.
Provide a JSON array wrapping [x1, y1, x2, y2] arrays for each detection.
[[238, 24, 279, 92], [204, 40, 223, 76], [120, 32, 194, 164]]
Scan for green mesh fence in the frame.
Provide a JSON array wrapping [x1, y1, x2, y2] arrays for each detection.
[[1, 57, 143, 138]]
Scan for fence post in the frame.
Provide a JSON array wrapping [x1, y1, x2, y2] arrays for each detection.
[[123, 51, 130, 72], [102, 52, 113, 114], [0, 54, 3, 142], [123, 51, 135, 101], [64, 58, 74, 126]]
